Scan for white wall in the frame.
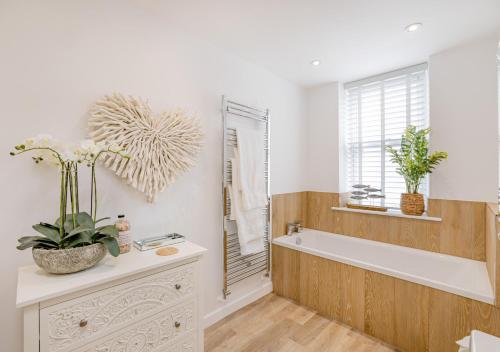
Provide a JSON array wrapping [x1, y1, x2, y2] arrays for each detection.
[[429, 35, 499, 202], [306, 83, 341, 192], [0, 1, 308, 351], [306, 34, 499, 202]]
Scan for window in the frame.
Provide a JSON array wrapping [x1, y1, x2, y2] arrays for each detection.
[[344, 63, 429, 208]]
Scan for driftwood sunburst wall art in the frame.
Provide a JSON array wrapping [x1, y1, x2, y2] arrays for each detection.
[[89, 93, 203, 202]]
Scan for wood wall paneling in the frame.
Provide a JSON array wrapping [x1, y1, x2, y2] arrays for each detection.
[[272, 244, 500, 352], [364, 272, 396, 345], [299, 252, 320, 310], [272, 192, 487, 261], [316, 257, 365, 331], [485, 203, 497, 296], [271, 245, 300, 301], [272, 192, 307, 239], [489, 203, 500, 307], [339, 264, 365, 331], [471, 299, 500, 336], [394, 279, 429, 352], [333, 205, 440, 253], [305, 192, 339, 231], [271, 192, 500, 351], [427, 199, 486, 261], [388, 217, 440, 253], [428, 289, 471, 352], [317, 257, 341, 319], [332, 210, 362, 238], [497, 217, 500, 306]]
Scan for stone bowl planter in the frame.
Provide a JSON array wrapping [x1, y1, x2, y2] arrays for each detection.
[[32, 243, 106, 274]]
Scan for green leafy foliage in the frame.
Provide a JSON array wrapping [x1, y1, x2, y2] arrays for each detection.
[[17, 212, 119, 257], [386, 126, 448, 194]]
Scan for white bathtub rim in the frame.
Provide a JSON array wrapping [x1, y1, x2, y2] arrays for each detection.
[[273, 232, 494, 305], [278, 229, 486, 263]]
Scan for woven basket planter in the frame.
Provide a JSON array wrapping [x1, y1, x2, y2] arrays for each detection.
[[400, 193, 425, 216]]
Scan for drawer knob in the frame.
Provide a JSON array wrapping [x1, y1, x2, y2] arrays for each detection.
[[174, 321, 181, 328], [79, 319, 88, 328], [175, 284, 181, 290]]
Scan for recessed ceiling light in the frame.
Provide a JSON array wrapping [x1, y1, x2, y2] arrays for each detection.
[[405, 23, 423, 32], [310, 59, 321, 66]]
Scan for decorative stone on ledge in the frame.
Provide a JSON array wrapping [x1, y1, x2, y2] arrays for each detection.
[[330, 206, 442, 222]]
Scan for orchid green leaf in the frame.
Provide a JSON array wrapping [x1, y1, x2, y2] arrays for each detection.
[[98, 237, 120, 257]]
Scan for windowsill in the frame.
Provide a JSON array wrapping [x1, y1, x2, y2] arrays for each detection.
[[330, 206, 442, 222]]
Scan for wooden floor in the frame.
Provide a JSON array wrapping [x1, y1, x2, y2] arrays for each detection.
[[204, 294, 398, 352]]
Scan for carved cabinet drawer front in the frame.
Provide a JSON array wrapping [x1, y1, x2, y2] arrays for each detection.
[[77, 300, 197, 352], [40, 263, 196, 352]]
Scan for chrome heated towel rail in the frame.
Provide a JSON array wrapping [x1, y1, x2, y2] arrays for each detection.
[[221, 96, 271, 298]]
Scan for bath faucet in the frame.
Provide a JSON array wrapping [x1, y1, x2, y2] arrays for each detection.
[[287, 222, 303, 235]]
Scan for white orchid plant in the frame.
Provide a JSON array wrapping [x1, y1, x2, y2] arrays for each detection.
[[10, 135, 129, 256]]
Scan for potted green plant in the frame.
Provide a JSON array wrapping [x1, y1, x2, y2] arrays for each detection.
[[10, 135, 129, 274], [386, 126, 447, 216]]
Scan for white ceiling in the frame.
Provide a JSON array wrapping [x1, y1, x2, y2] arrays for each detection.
[[154, 0, 500, 87]]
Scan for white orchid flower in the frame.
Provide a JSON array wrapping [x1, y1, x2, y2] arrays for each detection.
[[35, 134, 54, 148], [23, 137, 36, 148], [12, 136, 127, 169], [60, 149, 78, 162], [30, 148, 61, 166], [96, 141, 107, 150], [80, 139, 102, 154], [108, 142, 122, 153]]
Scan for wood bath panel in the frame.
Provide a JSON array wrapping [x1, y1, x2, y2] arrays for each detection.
[[272, 244, 500, 352]]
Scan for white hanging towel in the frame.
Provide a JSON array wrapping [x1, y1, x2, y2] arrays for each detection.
[[236, 127, 267, 210], [228, 146, 265, 255]]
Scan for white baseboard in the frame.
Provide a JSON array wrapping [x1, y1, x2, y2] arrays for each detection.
[[203, 281, 273, 328]]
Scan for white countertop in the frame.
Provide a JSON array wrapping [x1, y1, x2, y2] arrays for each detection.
[[16, 241, 207, 308], [471, 330, 500, 351]]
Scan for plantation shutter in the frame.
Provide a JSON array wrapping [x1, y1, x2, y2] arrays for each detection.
[[344, 63, 429, 208]]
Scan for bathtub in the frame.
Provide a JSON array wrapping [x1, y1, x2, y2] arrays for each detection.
[[273, 228, 494, 304]]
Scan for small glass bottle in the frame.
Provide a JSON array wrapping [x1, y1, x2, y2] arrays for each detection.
[[115, 215, 131, 254]]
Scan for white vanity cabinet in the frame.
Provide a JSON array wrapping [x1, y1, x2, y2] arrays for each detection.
[[16, 241, 207, 352]]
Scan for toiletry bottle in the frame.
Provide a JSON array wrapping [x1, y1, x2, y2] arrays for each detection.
[[115, 215, 131, 254]]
